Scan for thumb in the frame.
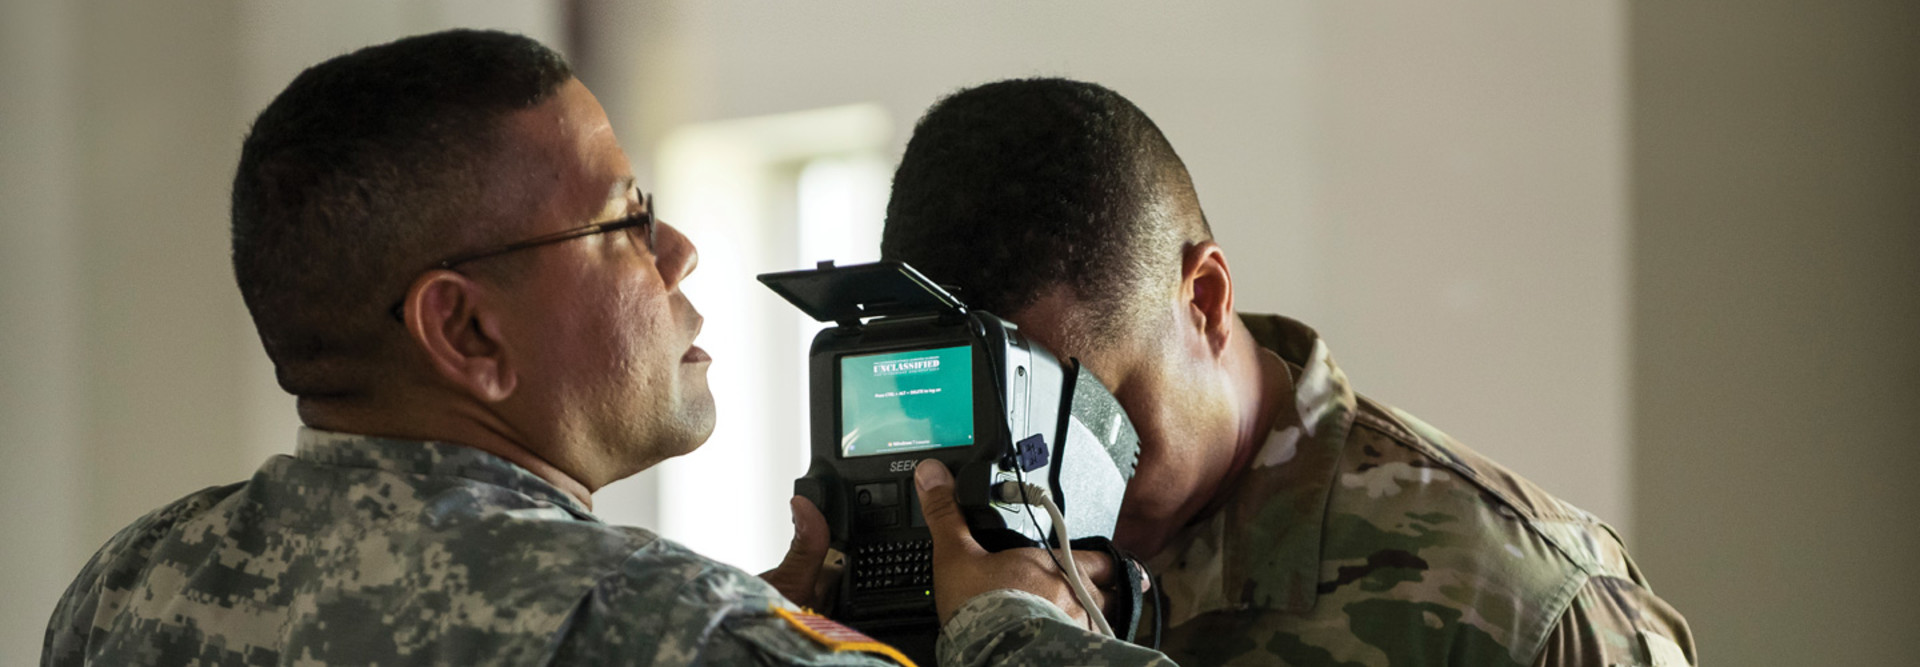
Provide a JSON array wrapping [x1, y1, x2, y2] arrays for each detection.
[[779, 496, 828, 572], [763, 496, 828, 605], [913, 459, 980, 556]]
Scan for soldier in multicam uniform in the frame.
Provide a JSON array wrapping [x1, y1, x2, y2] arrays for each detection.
[[43, 32, 1171, 667], [881, 78, 1698, 666]]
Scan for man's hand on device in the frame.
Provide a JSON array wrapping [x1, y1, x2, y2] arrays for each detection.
[[912, 459, 1118, 628], [760, 496, 839, 609]]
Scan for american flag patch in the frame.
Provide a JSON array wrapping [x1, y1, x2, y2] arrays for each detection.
[[771, 605, 918, 667]]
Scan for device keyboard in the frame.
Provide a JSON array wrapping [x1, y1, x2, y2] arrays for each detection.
[[850, 539, 933, 592]]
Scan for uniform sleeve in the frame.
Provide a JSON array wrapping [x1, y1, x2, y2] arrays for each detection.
[[42, 487, 235, 667], [551, 554, 1171, 667], [1532, 574, 1697, 667], [41, 545, 110, 667], [936, 589, 1176, 667], [548, 561, 898, 666]]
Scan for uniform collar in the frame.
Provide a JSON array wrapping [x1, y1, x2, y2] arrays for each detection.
[[1149, 314, 1357, 624], [295, 427, 598, 520]]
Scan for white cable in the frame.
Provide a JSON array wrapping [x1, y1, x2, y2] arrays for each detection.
[[994, 481, 1115, 637]]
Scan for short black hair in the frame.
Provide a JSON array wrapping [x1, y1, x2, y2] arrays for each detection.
[[881, 78, 1209, 349], [231, 29, 572, 397]]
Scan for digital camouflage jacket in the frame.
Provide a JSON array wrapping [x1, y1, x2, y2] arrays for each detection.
[[1138, 315, 1696, 666], [43, 429, 1170, 666]]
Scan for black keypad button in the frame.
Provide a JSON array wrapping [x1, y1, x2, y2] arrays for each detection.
[[850, 539, 934, 594]]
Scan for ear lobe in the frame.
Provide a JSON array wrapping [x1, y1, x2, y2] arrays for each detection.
[[405, 272, 519, 402], [1181, 241, 1236, 359]]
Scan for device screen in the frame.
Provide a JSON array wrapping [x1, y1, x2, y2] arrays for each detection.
[[839, 345, 975, 458]]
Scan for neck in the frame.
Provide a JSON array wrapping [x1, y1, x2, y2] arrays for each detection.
[[1116, 318, 1290, 558], [1190, 319, 1290, 524], [298, 394, 596, 509]]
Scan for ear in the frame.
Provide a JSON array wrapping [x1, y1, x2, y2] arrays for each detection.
[[1179, 240, 1236, 359], [403, 271, 519, 402]]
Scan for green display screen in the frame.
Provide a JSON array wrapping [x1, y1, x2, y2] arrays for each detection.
[[839, 345, 975, 458]]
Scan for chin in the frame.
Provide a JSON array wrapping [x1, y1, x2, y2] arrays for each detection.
[[687, 367, 716, 423], [670, 389, 718, 457]]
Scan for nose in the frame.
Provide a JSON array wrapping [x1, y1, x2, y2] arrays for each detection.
[[653, 220, 698, 287]]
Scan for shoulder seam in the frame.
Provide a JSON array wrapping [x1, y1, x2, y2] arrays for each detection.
[[1350, 408, 1596, 523], [1348, 407, 1601, 577]]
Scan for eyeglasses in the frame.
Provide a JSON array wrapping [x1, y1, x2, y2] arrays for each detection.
[[390, 192, 656, 321]]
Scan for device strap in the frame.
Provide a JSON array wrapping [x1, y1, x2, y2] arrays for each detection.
[[1068, 535, 1149, 644]]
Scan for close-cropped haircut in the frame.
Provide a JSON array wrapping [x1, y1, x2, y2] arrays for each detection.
[[881, 78, 1209, 351], [231, 29, 572, 397]]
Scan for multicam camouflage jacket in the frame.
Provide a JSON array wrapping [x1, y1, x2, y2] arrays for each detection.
[[43, 429, 1169, 666], [1137, 315, 1696, 666]]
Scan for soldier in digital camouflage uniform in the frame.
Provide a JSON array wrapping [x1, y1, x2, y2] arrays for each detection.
[[1144, 314, 1695, 666], [882, 78, 1697, 666], [44, 32, 1171, 667]]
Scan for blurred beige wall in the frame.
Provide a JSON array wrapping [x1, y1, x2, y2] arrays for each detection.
[[0, 2, 561, 664], [2, 4, 254, 662], [1631, 1, 1920, 664], [1309, 3, 1630, 535], [1, 1, 85, 660]]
